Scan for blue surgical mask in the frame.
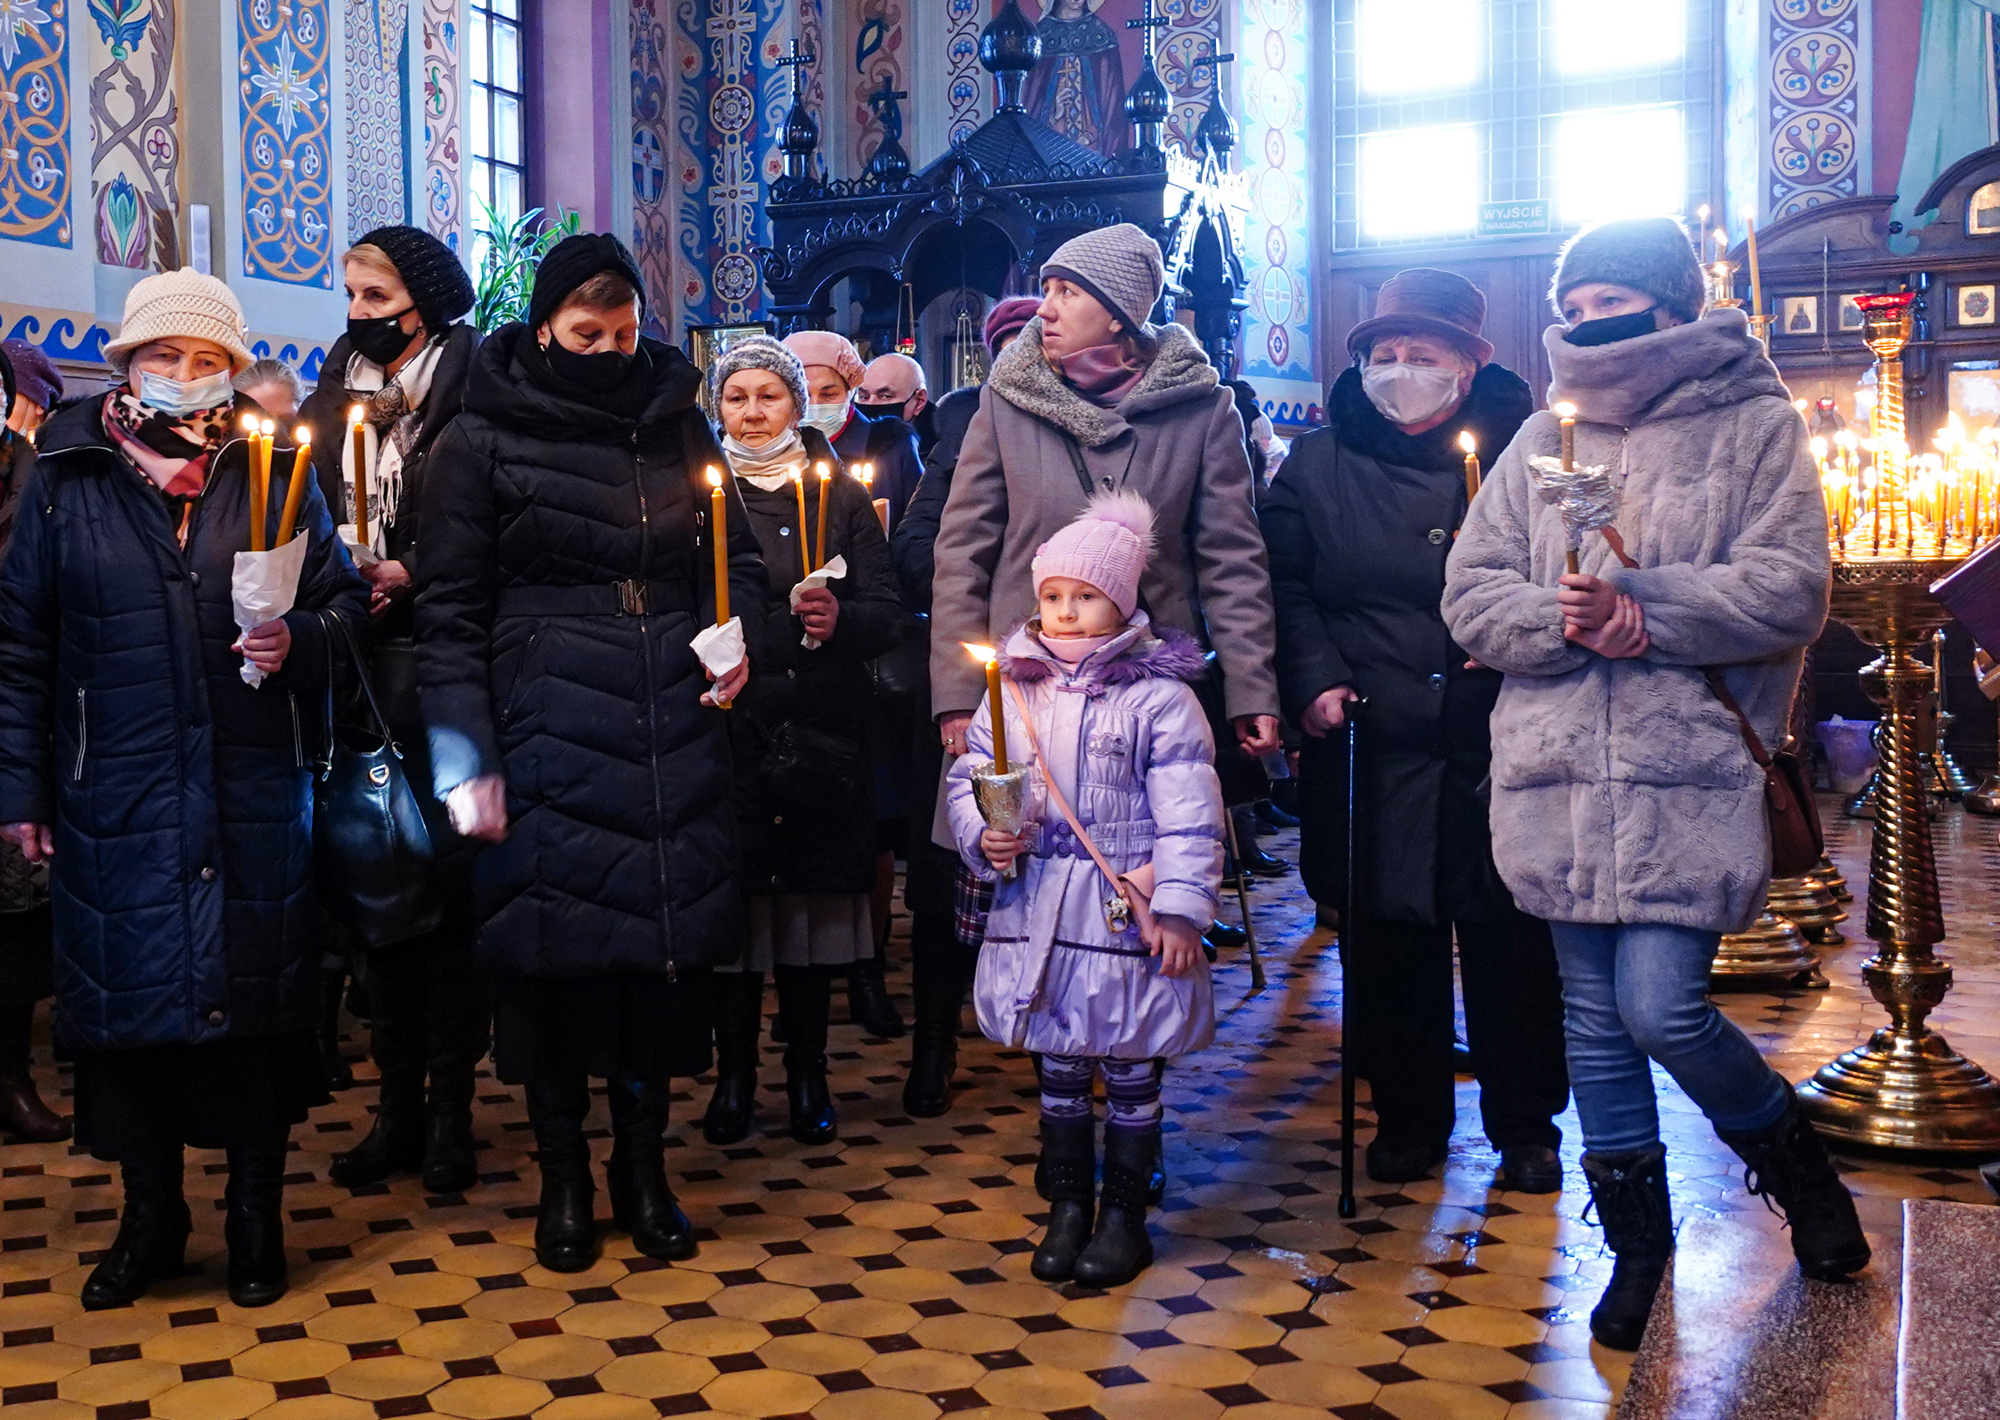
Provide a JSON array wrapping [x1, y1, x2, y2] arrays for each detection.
[[137, 369, 236, 417], [800, 398, 850, 437]]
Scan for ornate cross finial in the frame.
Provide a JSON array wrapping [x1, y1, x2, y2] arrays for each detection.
[[1127, 0, 1167, 56], [776, 36, 816, 76], [867, 79, 911, 113], [1190, 47, 1235, 89]]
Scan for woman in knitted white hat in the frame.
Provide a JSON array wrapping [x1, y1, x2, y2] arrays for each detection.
[[0, 268, 369, 1310]]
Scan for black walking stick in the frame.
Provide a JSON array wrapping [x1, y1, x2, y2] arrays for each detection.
[[1338, 712, 1360, 1220]]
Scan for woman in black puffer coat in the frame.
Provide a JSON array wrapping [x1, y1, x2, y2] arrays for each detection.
[[300, 225, 489, 1195], [0, 269, 368, 1312], [415, 235, 764, 1274], [696, 335, 903, 1149]]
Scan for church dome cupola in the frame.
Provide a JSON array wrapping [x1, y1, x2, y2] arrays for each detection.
[[981, 0, 1041, 113]]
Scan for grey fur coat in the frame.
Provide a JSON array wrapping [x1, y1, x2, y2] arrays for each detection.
[[1441, 308, 1829, 934], [928, 319, 1279, 722]]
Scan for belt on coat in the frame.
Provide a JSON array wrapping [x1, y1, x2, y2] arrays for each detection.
[[1030, 816, 1156, 861], [496, 580, 695, 617]]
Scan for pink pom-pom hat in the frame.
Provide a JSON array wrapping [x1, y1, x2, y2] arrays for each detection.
[[1031, 489, 1157, 619]]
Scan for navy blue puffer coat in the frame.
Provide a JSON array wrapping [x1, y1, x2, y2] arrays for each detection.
[[414, 328, 769, 980], [0, 397, 369, 1050]]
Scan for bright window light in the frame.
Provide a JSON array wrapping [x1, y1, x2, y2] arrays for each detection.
[[1557, 106, 1684, 227], [1553, 0, 1685, 75], [1359, 0, 1480, 95], [1362, 126, 1480, 238]]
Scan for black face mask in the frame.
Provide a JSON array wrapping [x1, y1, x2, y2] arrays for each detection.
[[543, 339, 634, 390], [854, 400, 907, 423], [347, 306, 422, 366], [1563, 308, 1662, 347]]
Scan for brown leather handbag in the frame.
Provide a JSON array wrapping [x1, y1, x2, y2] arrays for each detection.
[[1703, 668, 1824, 878]]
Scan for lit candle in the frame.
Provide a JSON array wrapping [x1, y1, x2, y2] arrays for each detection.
[[1745, 216, 1764, 325], [1554, 401, 1577, 470], [982, 647, 1009, 775], [859, 461, 888, 533], [349, 404, 370, 544], [814, 460, 832, 572], [245, 416, 272, 552], [1696, 204, 1711, 259], [1459, 430, 1480, 502], [706, 466, 729, 626], [792, 469, 811, 582], [275, 426, 312, 546]]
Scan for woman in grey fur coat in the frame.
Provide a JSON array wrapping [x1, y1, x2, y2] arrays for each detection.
[[1442, 217, 1868, 1352]]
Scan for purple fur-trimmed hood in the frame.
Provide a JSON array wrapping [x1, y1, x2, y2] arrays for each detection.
[[998, 612, 1209, 690]]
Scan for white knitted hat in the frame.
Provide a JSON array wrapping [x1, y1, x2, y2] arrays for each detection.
[[103, 268, 256, 373]]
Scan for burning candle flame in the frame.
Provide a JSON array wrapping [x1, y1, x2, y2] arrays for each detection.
[[294, 425, 311, 445], [1457, 430, 1475, 455], [963, 642, 997, 662], [1553, 401, 1577, 421]]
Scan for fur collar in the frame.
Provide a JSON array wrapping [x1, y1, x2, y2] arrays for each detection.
[[1322, 362, 1534, 473], [1545, 306, 1790, 429], [999, 613, 1209, 689], [988, 319, 1219, 448]]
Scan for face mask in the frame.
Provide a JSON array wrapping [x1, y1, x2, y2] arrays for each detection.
[[347, 306, 421, 366], [800, 399, 850, 436], [1360, 362, 1463, 426], [854, 400, 907, 423], [1564, 308, 1661, 347], [544, 339, 634, 390], [137, 369, 236, 418]]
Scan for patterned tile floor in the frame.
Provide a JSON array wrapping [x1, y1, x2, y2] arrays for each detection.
[[3, 802, 1998, 1420]]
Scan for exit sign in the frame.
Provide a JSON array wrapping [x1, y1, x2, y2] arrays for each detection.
[[1478, 200, 1550, 236]]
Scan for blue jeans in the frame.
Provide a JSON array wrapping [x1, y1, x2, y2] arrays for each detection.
[[1548, 922, 1790, 1155]]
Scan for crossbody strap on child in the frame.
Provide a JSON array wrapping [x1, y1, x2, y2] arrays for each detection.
[[1003, 679, 1159, 940]]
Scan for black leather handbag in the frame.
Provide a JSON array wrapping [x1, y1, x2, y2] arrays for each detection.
[[758, 719, 866, 815], [313, 610, 443, 946]]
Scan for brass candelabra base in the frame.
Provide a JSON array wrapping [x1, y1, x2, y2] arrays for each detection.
[[1798, 567, 2000, 1152], [1965, 774, 2000, 816], [1815, 854, 1853, 902], [1711, 911, 1820, 986], [1768, 873, 1847, 945]]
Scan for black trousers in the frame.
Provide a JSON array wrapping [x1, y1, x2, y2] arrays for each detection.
[[1344, 911, 1569, 1151]]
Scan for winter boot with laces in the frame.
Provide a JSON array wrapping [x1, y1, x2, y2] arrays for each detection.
[[1580, 1143, 1674, 1351], [1717, 1086, 1871, 1279], [1073, 1124, 1157, 1288]]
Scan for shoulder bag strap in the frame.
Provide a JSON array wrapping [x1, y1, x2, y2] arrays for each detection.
[[1003, 678, 1123, 890], [318, 608, 397, 747], [1058, 434, 1096, 499], [1702, 666, 1774, 767]]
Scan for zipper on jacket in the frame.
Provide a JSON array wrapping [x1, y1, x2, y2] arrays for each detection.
[[633, 435, 676, 982], [500, 629, 541, 724], [288, 693, 305, 769], [71, 688, 87, 780]]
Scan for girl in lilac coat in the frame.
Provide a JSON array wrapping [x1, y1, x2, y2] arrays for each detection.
[[947, 491, 1224, 1289]]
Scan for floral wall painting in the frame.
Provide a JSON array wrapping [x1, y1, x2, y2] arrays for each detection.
[[346, 0, 412, 240], [87, 0, 180, 270], [1780, 294, 1820, 335], [1956, 285, 1996, 329], [420, 0, 461, 250], [239, 0, 335, 286], [1764, 0, 1861, 219], [0, 0, 74, 247]]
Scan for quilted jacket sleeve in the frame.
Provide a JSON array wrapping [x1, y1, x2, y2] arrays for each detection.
[[1142, 681, 1224, 928], [1443, 417, 1592, 678], [0, 465, 60, 825], [414, 420, 502, 797]]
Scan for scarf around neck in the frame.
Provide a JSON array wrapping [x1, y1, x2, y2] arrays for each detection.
[[722, 426, 809, 491], [346, 337, 445, 529], [102, 389, 233, 497], [1055, 343, 1145, 408]]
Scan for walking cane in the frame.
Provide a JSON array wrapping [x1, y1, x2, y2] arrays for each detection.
[[1338, 713, 1360, 1220], [1221, 809, 1266, 991]]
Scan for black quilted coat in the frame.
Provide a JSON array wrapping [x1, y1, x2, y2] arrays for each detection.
[[414, 328, 768, 979], [730, 430, 904, 896], [0, 396, 368, 1050]]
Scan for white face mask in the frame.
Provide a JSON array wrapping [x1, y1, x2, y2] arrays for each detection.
[[137, 369, 236, 417], [800, 398, 850, 436], [1360, 362, 1464, 426]]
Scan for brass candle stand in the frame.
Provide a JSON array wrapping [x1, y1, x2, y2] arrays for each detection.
[[1796, 292, 2000, 1151], [1710, 908, 1821, 987]]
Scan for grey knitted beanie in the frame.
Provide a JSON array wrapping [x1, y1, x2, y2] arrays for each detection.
[[1041, 223, 1167, 333], [710, 333, 808, 416], [1550, 217, 1707, 324]]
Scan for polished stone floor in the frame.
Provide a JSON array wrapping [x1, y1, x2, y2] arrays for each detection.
[[2, 803, 1998, 1420]]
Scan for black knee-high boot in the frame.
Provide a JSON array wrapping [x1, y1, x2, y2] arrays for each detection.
[[608, 1078, 697, 1260], [421, 963, 488, 1195], [703, 972, 764, 1145], [329, 962, 427, 1188], [224, 1134, 291, 1308], [847, 954, 907, 1039], [526, 1077, 597, 1272], [775, 966, 835, 1144], [81, 1142, 189, 1310], [903, 912, 971, 1119]]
